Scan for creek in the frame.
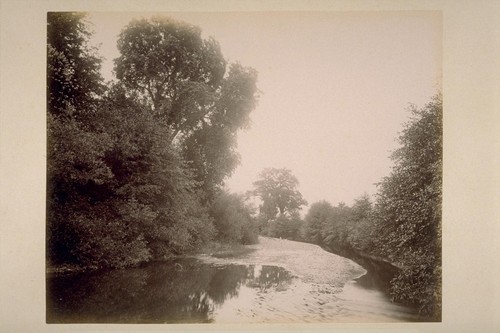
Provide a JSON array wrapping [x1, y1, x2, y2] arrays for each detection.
[[47, 237, 419, 323]]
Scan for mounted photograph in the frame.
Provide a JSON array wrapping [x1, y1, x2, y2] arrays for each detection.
[[46, 11, 442, 323]]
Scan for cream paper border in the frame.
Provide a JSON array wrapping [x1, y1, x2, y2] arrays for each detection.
[[1, 0, 499, 332]]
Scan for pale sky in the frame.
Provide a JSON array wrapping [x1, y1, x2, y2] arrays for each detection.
[[87, 11, 442, 208]]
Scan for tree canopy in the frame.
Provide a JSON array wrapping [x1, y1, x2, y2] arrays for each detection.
[[47, 13, 259, 269], [252, 168, 308, 220], [114, 17, 259, 199], [301, 95, 442, 319], [114, 17, 225, 115], [47, 12, 104, 118], [373, 94, 442, 316]]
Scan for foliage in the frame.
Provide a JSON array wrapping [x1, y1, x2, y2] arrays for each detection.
[[47, 13, 256, 269], [267, 212, 304, 241], [374, 95, 442, 317], [180, 63, 258, 199], [303, 201, 335, 244], [46, 12, 117, 267], [114, 17, 259, 199], [114, 17, 226, 115], [210, 191, 258, 245], [301, 95, 442, 319], [47, 12, 104, 119], [252, 168, 307, 221], [98, 96, 216, 258], [303, 200, 363, 252], [345, 194, 375, 252], [320, 203, 352, 250], [47, 12, 441, 319]]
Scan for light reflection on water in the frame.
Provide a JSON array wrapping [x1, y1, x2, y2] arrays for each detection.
[[337, 277, 420, 322], [47, 254, 420, 323], [47, 259, 294, 323]]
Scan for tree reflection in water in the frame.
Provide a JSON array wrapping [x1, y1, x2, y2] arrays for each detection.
[[47, 258, 294, 323]]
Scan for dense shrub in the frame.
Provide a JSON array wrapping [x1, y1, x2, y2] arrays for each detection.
[[302, 95, 442, 319], [210, 191, 258, 245], [374, 95, 442, 318], [267, 213, 304, 241]]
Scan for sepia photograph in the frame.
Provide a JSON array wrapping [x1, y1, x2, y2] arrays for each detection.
[[0, 0, 499, 332], [45, 11, 442, 323]]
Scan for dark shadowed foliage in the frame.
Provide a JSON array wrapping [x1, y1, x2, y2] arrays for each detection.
[[47, 13, 258, 270], [210, 191, 258, 245], [302, 95, 442, 320]]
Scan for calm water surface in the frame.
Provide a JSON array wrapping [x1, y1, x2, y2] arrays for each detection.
[[47, 260, 294, 323], [47, 238, 419, 323]]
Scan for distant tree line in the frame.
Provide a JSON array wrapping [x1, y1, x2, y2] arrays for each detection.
[[253, 96, 442, 319], [47, 13, 259, 270]]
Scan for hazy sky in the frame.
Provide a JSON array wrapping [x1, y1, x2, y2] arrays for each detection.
[[88, 11, 441, 208]]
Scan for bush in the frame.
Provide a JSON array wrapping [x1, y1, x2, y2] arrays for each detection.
[[210, 191, 258, 244], [268, 213, 304, 241]]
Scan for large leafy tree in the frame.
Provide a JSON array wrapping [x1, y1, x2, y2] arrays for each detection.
[[374, 94, 442, 317], [47, 12, 104, 119], [114, 17, 258, 199], [47, 12, 113, 265], [47, 13, 154, 268], [47, 13, 216, 269], [304, 201, 335, 244], [48, 13, 258, 269], [180, 63, 258, 199], [252, 168, 308, 221], [114, 17, 226, 117]]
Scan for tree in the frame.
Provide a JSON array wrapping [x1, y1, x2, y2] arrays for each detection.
[[346, 194, 375, 252], [47, 12, 104, 119], [374, 94, 442, 317], [97, 95, 215, 259], [304, 201, 335, 244], [114, 17, 225, 116], [47, 13, 217, 269], [322, 203, 352, 249], [47, 12, 113, 266], [114, 17, 259, 198], [210, 191, 258, 244], [270, 212, 304, 241], [252, 168, 307, 221], [351, 194, 372, 221], [180, 63, 258, 199], [47, 13, 259, 270]]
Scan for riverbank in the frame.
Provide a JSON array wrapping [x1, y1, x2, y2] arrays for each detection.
[[46, 240, 258, 276], [321, 245, 400, 290], [317, 243, 436, 321]]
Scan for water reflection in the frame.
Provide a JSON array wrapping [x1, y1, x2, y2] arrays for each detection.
[[46, 259, 294, 323]]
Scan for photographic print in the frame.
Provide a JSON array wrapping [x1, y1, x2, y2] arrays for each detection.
[[46, 11, 442, 324]]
